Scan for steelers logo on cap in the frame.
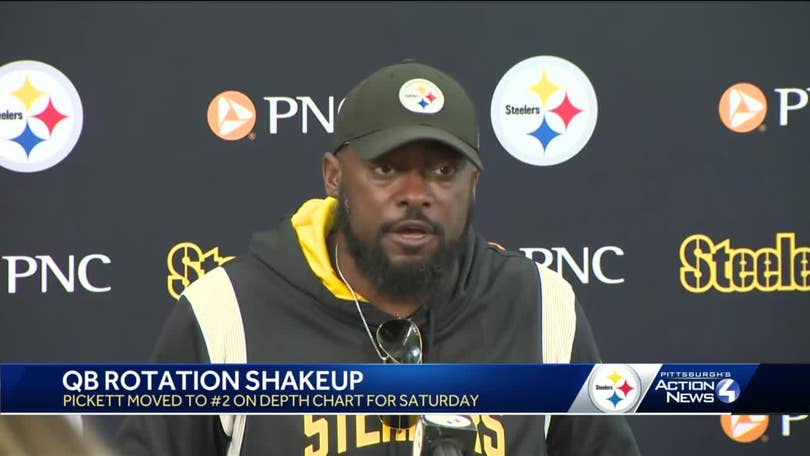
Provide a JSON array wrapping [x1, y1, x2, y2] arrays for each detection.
[[399, 78, 444, 114]]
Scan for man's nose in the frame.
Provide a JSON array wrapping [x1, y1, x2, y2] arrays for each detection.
[[397, 169, 431, 208]]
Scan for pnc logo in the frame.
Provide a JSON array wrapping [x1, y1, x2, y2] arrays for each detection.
[[720, 415, 808, 444], [0, 60, 83, 173], [718, 83, 767, 133], [718, 82, 810, 133], [721, 415, 769, 443], [207, 90, 256, 140], [519, 245, 624, 285], [2, 254, 111, 294], [209, 90, 345, 137], [167, 242, 235, 299], [491, 55, 598, 166]]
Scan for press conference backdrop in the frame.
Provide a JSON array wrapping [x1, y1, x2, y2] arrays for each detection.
[[1, 2, 808, 454]]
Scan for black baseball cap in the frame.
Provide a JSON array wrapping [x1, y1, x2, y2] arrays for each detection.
[[332, 61, 483, 170]]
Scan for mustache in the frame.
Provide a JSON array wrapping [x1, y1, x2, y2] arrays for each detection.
[[377, 207, 444, 237]]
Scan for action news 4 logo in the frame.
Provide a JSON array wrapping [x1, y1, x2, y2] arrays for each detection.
[[0, 60, 83, 172], [680, 233, 810, 293], [718, 82, 810, 133], [491, 55, 598, 166], [167, 242, 234, 299], [715, 379, 740, 404], [653, 370, 738, 404]]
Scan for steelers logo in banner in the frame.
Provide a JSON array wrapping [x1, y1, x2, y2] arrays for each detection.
[[0, 60, 83, 173], [587, 364, 641, 413], [491, 55, 597, 166]]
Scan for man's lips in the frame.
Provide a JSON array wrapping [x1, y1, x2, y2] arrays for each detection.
[[386, 220, 437, 247], [389, 220, 435, 235]]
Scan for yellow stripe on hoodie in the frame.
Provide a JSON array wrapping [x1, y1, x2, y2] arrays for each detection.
[[290, 197, 368, 302]]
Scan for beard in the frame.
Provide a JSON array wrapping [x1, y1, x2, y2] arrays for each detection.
[[334, 189, 471, 305]]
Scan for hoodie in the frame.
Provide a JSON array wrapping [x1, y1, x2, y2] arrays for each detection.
[[117, 198, 641, 456]]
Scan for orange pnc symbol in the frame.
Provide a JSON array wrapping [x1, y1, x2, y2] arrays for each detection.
[[721, 415, 769, 443], [207, 90, 256, 140], [718, 83, 767, 133]]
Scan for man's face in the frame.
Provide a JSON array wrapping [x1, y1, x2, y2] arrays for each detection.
[[329, 140, 479, 301]]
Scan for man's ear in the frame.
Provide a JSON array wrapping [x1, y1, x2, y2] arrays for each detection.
[[323, 152, 341, 197]]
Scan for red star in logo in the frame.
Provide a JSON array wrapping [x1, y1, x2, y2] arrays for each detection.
[[425, 92, 436, 103], [32, 97, 68, 136], [550, 91, 583, 130], [617, 380, 634, 397]]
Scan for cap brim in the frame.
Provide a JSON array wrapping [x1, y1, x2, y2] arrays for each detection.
[[347, 125, 483, 170]]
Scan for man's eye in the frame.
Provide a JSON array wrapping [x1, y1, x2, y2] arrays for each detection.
[[433, 165, 456, 177], [373, 164, 395, 176]]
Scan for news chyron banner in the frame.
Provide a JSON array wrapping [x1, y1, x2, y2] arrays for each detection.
[[1, 364, 808, 415]]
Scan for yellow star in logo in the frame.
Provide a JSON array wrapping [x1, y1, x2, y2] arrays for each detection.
[[11, 75, 45, 113], [527, 70, 561, 107], [608, 370, 623, 385]]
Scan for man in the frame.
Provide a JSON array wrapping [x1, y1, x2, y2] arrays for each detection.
[[118, 61, 641, 455]]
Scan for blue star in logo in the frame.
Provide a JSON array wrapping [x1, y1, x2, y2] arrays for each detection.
[[11, 121, 45, 158], [418, 98, 429, 109], [527, 115, 561, 152], [607, 391, 623, 408]]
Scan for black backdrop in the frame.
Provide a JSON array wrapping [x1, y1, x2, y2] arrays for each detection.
[[1, 3, 809, 454]]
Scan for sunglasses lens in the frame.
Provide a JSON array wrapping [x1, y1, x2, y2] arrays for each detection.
[[376, 319, 422, 364], [379, 414, 417, 429]]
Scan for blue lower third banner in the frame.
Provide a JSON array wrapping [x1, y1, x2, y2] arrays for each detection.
[[0, 364, 807, 414]]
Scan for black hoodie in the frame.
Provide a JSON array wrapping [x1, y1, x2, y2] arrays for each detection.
[[118, 198, 641, 455]]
